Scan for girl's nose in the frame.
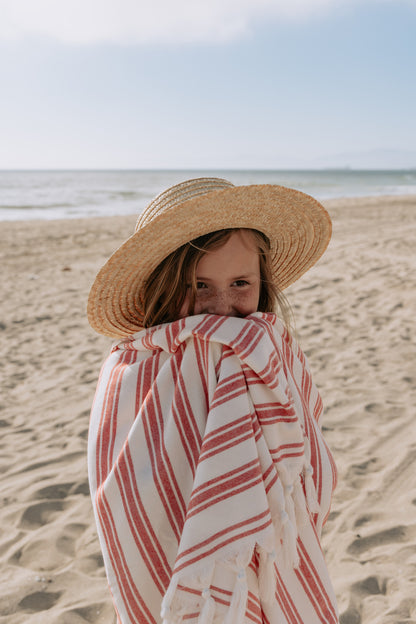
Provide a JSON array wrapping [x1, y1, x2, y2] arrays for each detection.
[[206, 291, 233, 316]]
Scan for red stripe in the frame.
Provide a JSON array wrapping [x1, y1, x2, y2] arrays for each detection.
[[210, 372, 248, 408], [115, 445, 172, 594], [96, 491, 157, 624], [187, 463, 263, 517], [198, 429, 255, 462], [199, 413, 252, 458], [274, 562, 303, 624], [174, 511, 272, 571], [194, 338, 210, 412], [230, 323, 264, 360], [190, 458, 260, 497], [201, 413, 251, 444], [96, 350, 136, 487], [295, 538, 338, 623], [171, 354, 203, 473], [142, 382, 186, 541]]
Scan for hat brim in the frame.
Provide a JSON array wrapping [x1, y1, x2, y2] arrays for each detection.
[[87, 184, 331, 337]]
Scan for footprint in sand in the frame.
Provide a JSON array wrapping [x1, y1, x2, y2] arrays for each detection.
[[351, 576, 387, 597], [35, 482, 74, 500], [339, 576, 387, 624], [56, 523, 87, 557], [19, 500, 67, 530], [353, 514, 376, 528], [79, 427, 89, 441], [73, 479, 90, 496], [66, 601, 116, 623], [36, 479, 90, 499], [347, 525, 409, 557], [339, 603, 361, 624], [18, 590, 62, 613], [76, 550, 106, 575], [18, 451, 84, 475], [10, 520, 89, 570]]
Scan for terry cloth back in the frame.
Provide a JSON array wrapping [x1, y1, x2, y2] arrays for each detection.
[[88, 313, 339, 624]]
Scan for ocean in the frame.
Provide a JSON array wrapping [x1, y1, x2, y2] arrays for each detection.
[[1, 169, 415, 221]]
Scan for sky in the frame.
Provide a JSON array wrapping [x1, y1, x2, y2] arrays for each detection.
[[0, 0, 415, 169]]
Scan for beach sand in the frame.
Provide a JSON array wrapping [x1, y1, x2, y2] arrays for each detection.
[[1, 195, 415, 624]]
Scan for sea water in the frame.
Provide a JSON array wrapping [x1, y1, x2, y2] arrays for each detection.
[[0, 169, 415, 221]]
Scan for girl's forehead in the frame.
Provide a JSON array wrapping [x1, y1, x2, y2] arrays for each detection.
[[210, 228, 259, 252], [197, 231, 260, 270], [236, 229, 261, 249]]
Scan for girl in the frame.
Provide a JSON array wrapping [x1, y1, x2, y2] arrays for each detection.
[[87, 178, 339, 624]]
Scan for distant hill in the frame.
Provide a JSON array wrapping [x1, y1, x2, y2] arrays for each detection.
[[316, 149, 416, 170]]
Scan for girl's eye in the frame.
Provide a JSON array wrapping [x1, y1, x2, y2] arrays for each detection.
[[233, 280, 249, 287], [196, 281, 208, 289]]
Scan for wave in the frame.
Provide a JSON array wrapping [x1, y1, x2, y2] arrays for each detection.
[[1, 169, 416, 221]]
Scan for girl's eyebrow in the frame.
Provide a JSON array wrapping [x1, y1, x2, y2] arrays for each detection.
[[195, 273, 258, 281]]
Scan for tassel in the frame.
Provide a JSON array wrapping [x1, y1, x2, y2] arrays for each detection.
[[284, 483, 297, 528], [161, 576, 179, 623], [302, 437, 320, 514], [258, 548, 276, 605], [280, 510, 300, 569], [292, 476, 309, 527], [304, 464, 320, 513], [224, 567, 249, 624], [198, 588, 216, 624]]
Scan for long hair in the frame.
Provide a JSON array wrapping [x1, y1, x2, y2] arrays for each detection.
[[141, 228, 292, 329]]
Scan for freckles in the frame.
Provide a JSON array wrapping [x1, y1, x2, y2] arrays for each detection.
[[193, 286, 259, 316], [193, 291, 210, 313], [230, 290, 257, 313]]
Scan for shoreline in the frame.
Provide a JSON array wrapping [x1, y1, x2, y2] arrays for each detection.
[[1, 194, 416, 623], [1, 193, 416, 224]]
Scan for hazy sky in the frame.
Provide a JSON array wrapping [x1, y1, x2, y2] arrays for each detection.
[[0, 0, 415, 169]]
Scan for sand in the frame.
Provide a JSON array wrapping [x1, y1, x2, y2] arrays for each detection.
[[1, 195, 415, 624]]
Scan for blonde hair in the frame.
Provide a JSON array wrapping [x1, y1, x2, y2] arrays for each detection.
[[141, 228, 293, 329]]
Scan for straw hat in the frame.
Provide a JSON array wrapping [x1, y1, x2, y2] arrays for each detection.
[[88, 177, 331, 338]]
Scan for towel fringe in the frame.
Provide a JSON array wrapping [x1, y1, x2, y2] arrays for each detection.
[[224, 566, 249, 624], [304, 463, 320, 513], [161, 576, 179, 623], [284, 483, 297, 529], [303, 437, 320, 514], [198, 563, 216, 624], [280, 510, 299, 568], [293, 476, 309, 527], [198, 588, 216, 624], [258, 547, 276, 605]]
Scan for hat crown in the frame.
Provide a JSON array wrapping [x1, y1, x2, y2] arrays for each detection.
[[135, 177, 234, 232]]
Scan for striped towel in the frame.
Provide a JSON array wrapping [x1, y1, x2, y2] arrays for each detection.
[[88, 313, 338, 624]]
